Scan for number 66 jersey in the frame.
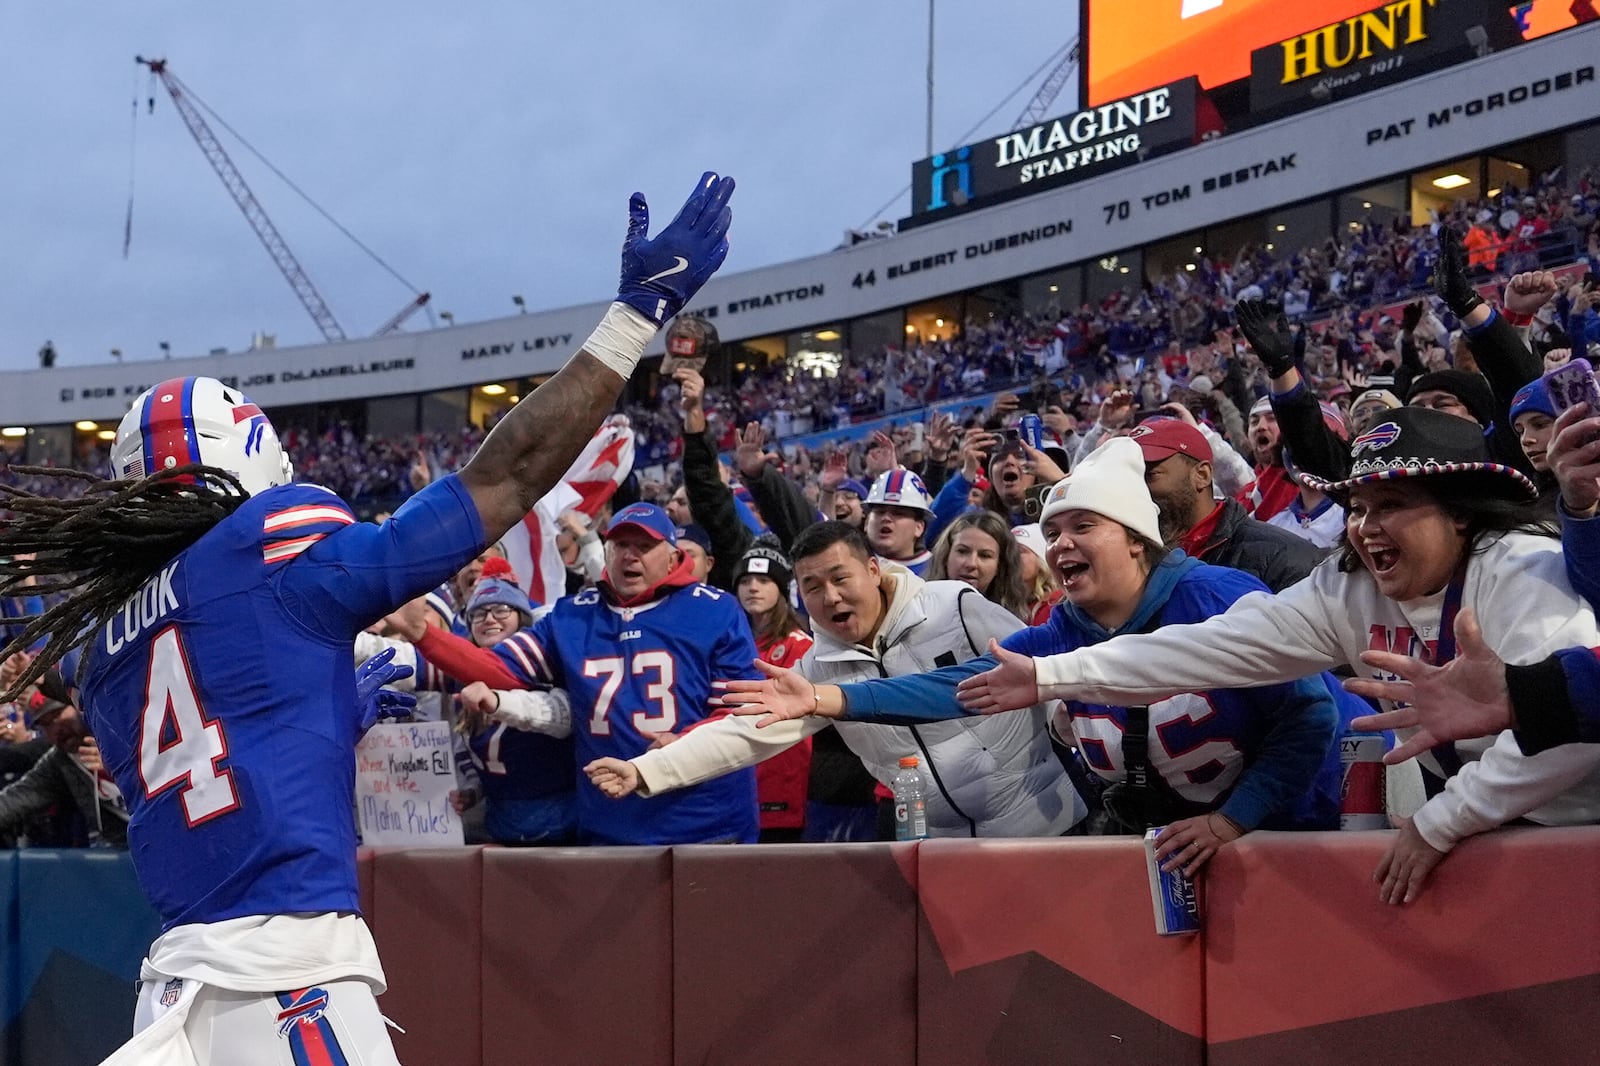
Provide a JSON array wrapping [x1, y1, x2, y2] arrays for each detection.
[[77, 475, 487, 932]]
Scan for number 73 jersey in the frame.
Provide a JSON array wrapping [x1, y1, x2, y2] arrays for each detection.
[[491, 581, 762, 845]]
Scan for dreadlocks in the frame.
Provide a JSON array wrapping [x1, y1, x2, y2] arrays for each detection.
[[0, 463, 248, 700]]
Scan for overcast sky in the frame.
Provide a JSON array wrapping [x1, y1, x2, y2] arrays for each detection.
[[1, 1, 1080, 371]]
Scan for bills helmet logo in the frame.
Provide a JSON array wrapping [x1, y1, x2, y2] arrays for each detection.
[[1351, 421, 1401, 457], [233, 402, 271, 458], [160, 978, 184, 1007], [276, 987, 331, 1035]]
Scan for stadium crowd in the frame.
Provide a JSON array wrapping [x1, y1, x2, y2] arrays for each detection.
[[4, 168, 1600, 910]]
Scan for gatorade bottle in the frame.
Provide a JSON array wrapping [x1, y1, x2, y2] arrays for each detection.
[[892, 756, 928, 841]]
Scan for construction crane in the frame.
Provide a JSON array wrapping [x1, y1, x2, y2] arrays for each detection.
[[1011, 37, 1082, 130], [135, 56, 431, 342]]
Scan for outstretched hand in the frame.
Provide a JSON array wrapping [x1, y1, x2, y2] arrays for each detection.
[[382, 596, 433, 643], [617, 171, 736, 325], [736, 422, 775, 479], [584, 757, 641, 799], [819, 450, 849, 493], [1346, 609, 1511, 762], [355, 648, 417, 738], [715, 659, 827, 729], [955, 640, 1040, 714]]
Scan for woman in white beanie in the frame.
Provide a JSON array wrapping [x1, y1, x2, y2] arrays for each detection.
[[719, 437, 1361, 872]]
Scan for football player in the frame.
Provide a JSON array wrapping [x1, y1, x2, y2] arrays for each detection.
[[0, 172, 734, 1065]]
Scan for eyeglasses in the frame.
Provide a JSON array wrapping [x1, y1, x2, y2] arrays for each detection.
[[468, 604, 518, 624]]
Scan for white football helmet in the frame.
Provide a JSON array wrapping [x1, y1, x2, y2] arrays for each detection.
[[111, 377, 293, 496], [865, 468, 934, 513]]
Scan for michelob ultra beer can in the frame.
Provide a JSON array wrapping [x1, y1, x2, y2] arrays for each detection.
[[1144, 828, 1201, 936], [1339, 733, 1389, 830]]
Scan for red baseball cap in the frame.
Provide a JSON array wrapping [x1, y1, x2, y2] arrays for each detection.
[[1128, 419, 1213, 463]]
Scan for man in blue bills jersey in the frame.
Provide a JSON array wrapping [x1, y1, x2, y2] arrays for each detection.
[[391, 502, 761, 844], [0, 172, 734, 1066]]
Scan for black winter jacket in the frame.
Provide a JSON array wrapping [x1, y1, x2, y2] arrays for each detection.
[[1189, 497, 1326, 593]]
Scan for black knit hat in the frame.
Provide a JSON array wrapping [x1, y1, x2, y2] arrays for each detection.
[[1405, 369, 1497, 430], [735, 535, 793, 594], [1301, 405, 1536, 501]]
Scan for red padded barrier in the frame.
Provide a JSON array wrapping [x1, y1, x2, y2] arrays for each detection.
[[916, 839, 1203, 1066], [480, 847, 673, 1066], [370, 848, 483, 1065], [1205, 828, 1600, 1065], [672, 843, 918, 1066]]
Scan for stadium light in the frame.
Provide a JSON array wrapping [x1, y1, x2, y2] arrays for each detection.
[[1432, 174, 1472, 190], [815, 329, 841, 341], [1, 427, 25, 438], [1275, 224, 1286, 232], [905, 325, 916, 335], [481, 383, 508, 396], [97, 430, 116, 441], [75, 421, 98, 431], [1185, 263, 1196, 271], [1048, 285, 1059, 293]]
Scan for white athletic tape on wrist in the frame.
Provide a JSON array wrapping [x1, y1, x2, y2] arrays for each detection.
[[583, 302, 658, 381]]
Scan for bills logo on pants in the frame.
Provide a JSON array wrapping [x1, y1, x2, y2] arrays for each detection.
[[275, 987, 350, 1065]]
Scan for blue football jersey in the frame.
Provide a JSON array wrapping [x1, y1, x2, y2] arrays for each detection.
[[78, 475, 486, 930], [493, 582, 761, 844], [465, 721, 575, 804]]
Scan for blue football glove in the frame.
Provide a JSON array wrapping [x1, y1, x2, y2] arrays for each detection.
[[355, 647, 417, 739], [616, 170, 735, 325]]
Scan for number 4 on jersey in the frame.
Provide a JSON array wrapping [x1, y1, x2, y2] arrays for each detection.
[[138, 627, 241, 827]]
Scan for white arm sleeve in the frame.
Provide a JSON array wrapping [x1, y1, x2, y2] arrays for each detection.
[[352, 632, 419, 692], [490, 688, 574, 739], [1408, 539, 1600, 850], [1411, 732, 1600, 851], [1035, 567, 1347, 704], [632, 713, 827, 797]]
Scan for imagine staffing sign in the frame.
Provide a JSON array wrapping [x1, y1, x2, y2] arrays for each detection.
[[904, 78, 1199, 228]]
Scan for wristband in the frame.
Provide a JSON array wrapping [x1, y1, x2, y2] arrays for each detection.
[[582, 302, 658, 382], [1502, 308, 1535, 327]]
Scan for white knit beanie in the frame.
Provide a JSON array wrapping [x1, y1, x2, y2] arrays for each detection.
[[1037, 437, 1164, 545]]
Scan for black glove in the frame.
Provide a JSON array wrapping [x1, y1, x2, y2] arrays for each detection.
[[1235, 300, 1297, 378], [1432, 227, 1484, 317], [1400, 300, 1424, 334]]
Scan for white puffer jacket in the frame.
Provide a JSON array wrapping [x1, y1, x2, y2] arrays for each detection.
[[633, 567, 1085, 837]]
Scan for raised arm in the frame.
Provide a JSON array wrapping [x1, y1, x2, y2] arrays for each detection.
[[459, 173, 735, 544]]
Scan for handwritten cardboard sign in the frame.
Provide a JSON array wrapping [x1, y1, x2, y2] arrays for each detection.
[[355, 721, 464, 847]]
